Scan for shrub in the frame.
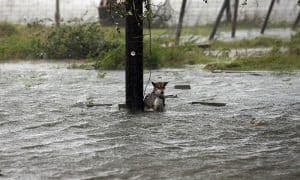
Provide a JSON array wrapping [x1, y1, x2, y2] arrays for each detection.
[[40, 23, 115, 59], [94, 42, 125, 69], [0, 22, 18, 37]]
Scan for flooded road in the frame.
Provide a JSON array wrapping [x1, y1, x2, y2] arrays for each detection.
[[0, 62, 299, 179]]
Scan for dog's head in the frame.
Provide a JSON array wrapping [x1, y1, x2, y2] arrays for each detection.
[[152, 82, 168, 95]]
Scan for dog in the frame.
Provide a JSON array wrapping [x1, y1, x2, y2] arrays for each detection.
[[144, 82, 168, 112]]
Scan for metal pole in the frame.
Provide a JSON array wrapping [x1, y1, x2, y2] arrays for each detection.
[[209, 0, 228, 40], [231, 0, 239, 38], [125, 0, 144, 112], [175, 0, 188, 46], [261, 0, 276, 34], [55, 0, 60, 26], [292, 11, 300, 30]]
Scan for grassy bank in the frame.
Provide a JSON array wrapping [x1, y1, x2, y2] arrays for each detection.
[[207, 32, 300, 71], [0, 21, 299, 71], [0, 22, 217, 69], [208, 54, 300, 71]]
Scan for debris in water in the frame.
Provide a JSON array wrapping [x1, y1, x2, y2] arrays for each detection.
[[86, 103, 113, 107], [165, 94, 178, 98], [211, 70, 263, 76], [190, 101, 226, 107], [250, 119, 267, 127], [174, 85, 191, 89]]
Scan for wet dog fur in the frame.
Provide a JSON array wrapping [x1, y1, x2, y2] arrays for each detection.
[[144, 82, 168, 112]]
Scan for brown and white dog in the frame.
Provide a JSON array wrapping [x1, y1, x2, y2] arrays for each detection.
[[144, 82, 168, 112]]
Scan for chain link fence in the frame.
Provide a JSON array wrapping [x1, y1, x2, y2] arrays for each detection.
[[0, 0, 299, 26]]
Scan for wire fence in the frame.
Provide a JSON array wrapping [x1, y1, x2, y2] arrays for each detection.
[[0, 0, 299, 26]]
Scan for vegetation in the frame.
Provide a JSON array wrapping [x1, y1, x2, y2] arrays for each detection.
[[206, 32, 300, 71], [211, 37, 287, 49], [0, 21, 299, 71], [210, 54, 300, 71], [0, 22, 215, 69]]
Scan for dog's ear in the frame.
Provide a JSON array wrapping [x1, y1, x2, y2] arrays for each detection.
[[163, 82, 168, 87], [152, 82, 156, 87]]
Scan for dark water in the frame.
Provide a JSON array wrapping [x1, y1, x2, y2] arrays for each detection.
[[0, 62, 299, 180]]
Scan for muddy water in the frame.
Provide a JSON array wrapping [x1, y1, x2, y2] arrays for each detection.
[[0, 62, 299, 179]]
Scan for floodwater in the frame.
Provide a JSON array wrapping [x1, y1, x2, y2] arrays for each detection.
[[204, 47, 289, 58], [0, 62, 299, 179], [181, 28, 296, 43]]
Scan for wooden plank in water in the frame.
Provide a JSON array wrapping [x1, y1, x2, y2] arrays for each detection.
[[190, 102, 226, 107], [174, 85, 191, 90], [86, 103, 113, 107]]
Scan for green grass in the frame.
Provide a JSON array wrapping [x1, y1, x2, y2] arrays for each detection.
[[211, 37, 288, 49], [207, 32, 300, 71], [210, 54, 300, 71], [94, 41, 217, 69], [0, 35, 37, 60]]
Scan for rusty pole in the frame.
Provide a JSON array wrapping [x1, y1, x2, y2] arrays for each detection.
[[209, 0, 228, 40], [175, 0, 188, 46], [231, 0, 239, 38], [55, 0, 60, 26], [261, 0, 276, 34]]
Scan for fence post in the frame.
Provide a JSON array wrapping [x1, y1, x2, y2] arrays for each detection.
[[209, 0, 228, 40], [175, 0, 188, 46], [125, 0, 144, 112], [55, 0, 60, 26], [261, 0, 275, 34], [231, 0, 239, 38]]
